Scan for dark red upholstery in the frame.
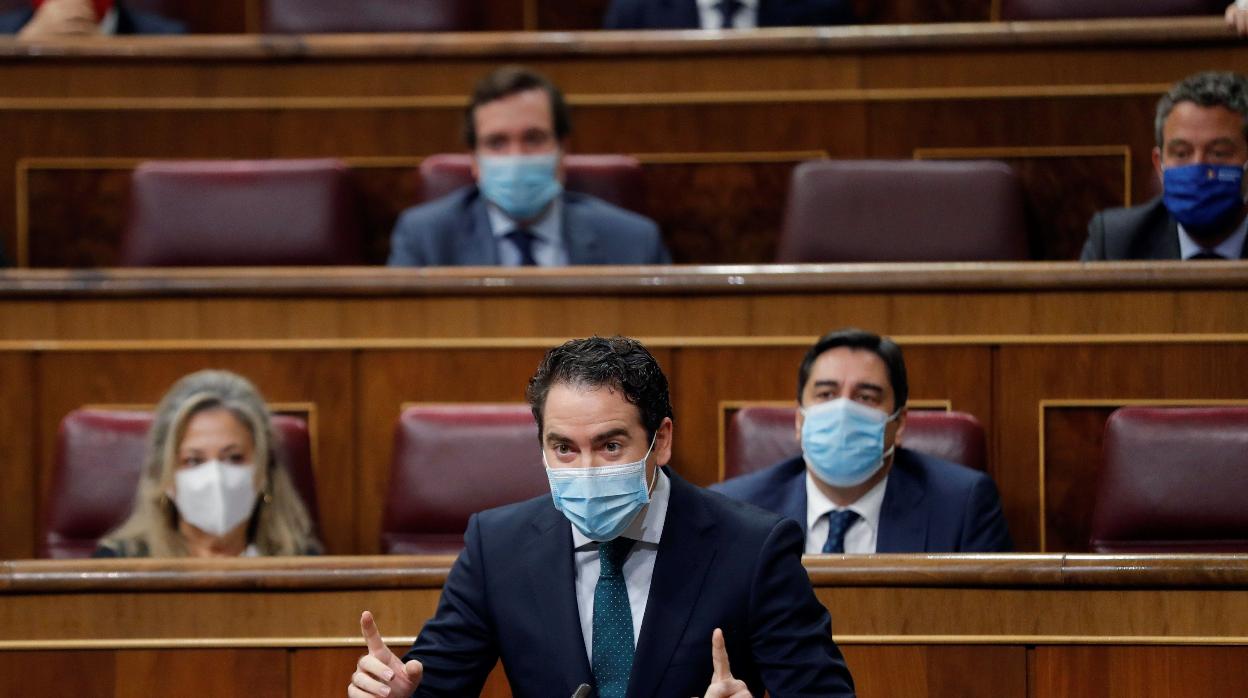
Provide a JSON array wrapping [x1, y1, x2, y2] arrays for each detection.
[[723, 406, 987, 480], [121, 159, 362, 266], [40, 408, 319, 559], [416, 154, 647, 214], [263, 0, 480, 33], [382, 404, 549, 554], [777, 160, 1029, 262], [1089, 407, 1248, 553], [1000, 0, 1222, 20]]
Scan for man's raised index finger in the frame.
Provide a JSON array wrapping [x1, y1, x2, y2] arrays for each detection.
[[711, 628, 732, 682], [360, 611, 390, 657]]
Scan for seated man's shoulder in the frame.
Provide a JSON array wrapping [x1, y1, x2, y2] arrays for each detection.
[[0, 9, 33, 33], [691, 474, 800, 540], [396, 186, 478, 227], [710, 455, 803, 498], [897, 447, 993, 494], [1094, 196, 1167, 229], [564, 191, 658, 234]]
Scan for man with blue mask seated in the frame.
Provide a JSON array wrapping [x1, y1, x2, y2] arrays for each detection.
[[714, 328, 1012, 554], [387, 66, 671, 267], [1082, 71, 1248, 261], [348, 336, 854, 698]]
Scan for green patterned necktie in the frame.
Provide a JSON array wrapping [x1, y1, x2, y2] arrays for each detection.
[[592, 537, 637, 698]]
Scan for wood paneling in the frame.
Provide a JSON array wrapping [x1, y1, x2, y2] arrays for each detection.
[[1041, 406, 1115, 552], [996, 344, 1248, 551], [1031, 646, 1248, 698], [840, 645, 1025, 698], [0, 353, 34, 560], [2, 22, 1245, 266], [32, 350, 357, 554]]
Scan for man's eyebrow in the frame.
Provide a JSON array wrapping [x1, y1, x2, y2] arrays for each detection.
[[544, 431, 572, 445], [852, 382, 886, 395], [810, 379, 840, 389], [590, 428, 632, 445]]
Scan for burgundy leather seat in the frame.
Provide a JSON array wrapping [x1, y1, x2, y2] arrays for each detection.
[[121, 159, 362, 266], [1089, 406, 1248, 553], [263, 0, 480, 33], [999, 0, 1222, 20], [777, 160, 1029, 262], [382, 404, 550, 554], [40, 408, 320, 558], [722, 406, 987, 480], [416, 153, 646, 214]]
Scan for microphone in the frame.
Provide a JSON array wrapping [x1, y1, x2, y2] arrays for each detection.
[[571, 684, 592, 698]]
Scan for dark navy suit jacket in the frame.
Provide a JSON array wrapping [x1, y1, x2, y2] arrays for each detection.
[[603, 0, 855, 29], [1081, 196, 1248, 261], [0, 3, 186, 34], [387, 186, 671, 267], [404, 469, 855, 697], [711, 449, 1013, 553]]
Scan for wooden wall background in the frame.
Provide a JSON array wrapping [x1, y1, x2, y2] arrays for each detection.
[[1, 20, 1242, 267], [2, 263, 1246, 559]]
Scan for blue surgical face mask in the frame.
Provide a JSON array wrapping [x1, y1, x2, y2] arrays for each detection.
[[544, 436, 655, 542], [477, 152, 563, 221], [1162, 163, 1248, 235], [800, 398, 900, 489]]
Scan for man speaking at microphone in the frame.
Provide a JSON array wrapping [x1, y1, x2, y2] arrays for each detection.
[[348, 336, 854, 698]]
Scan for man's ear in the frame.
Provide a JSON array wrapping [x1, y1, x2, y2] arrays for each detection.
[[1152, 146, 1164, 186]]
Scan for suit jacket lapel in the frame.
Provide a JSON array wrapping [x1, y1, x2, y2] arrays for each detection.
[[458, 194, 500, 265], [525, 505, 594, 693], [875, 452, 927, 553], [627, 472, 716, 698], [1153, 214, 1182, 260], [667, 0, 702, 28], [562, 196, 603, 264], [779, 462, 808, 532]]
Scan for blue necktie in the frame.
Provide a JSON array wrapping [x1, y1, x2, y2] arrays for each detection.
[[822, 510, 860, 554], [1189, 250, 1227, 260], [592, 537, 636, 698], [505, 228, 538, 266]]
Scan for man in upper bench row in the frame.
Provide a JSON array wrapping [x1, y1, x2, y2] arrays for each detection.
[[604, 0, 854, 30], [714, 327, 1013, 554], [1082, 70, 1248, 261], [387, 67, 671, 267], [0, 0, 184, 37]]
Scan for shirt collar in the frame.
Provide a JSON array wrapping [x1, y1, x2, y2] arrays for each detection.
[[571, 466, 669, 550], [695, 0, 760, 10], [98, 7, 119, 35], [804, 467, 889, 536], [1177, 214, 1248, 260], [486, 196, 563, 246]]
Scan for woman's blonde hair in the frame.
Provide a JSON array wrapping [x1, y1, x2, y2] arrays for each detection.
[[99, 369, 321, 557]]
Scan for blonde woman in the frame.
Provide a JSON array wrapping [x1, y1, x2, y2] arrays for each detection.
[[95, 369, 321, 557]]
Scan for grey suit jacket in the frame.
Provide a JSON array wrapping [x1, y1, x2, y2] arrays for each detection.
[[1081, 196, 1248, 261], [387, 186, 671, 267]]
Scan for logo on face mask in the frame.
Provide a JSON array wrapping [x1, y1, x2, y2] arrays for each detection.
[[1162, 163, 1248, 235], [544, 436, 655, 542], [172, 460, 258, 536], [800, 398, 899, 488], [477, 153, 563, 221]]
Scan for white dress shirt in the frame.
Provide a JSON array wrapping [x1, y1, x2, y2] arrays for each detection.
[[486, 197, 568, 267], [804, 468, 888, 554], [1177, 215, 1248, 260], [571, 467, 670, 661], [695, 0, 759, 29]]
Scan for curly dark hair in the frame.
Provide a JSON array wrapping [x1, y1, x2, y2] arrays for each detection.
[[526, 336, 673, 442], [1155, 71, 1248, 149]]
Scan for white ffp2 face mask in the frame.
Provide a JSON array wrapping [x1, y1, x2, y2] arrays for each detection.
[[172, 460, 258, 536]]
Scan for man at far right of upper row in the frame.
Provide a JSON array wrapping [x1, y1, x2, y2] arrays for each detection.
[[1082, 71, 1248, 261]]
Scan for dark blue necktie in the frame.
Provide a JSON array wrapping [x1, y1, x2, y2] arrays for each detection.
[[714, 0, 744, 28], [504, 228, 537, 266], [592, 537, 636, 698], [822, 510, 860, 554], [1189, 250, 1227, 260]]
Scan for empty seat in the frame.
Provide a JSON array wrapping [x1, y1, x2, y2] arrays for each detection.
[[382, 404, 550, 554], [41, 408, 319, 558], [121, 159, 362, 266], [777, 160, 1029, 262], [263, 0, 480, 33], [723, 405, 987, 480], [999, 0, 1223, 20], [416, 153, 646, 214], [1089, 406, 1248, 553]]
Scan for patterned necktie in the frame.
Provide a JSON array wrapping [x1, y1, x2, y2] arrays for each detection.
[[714, 0, 744, 28], [822, 510, 860, 554], [1189, 250, 1227, 260], [504, 228, 538, 266], [592, 537, 636, 698]]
